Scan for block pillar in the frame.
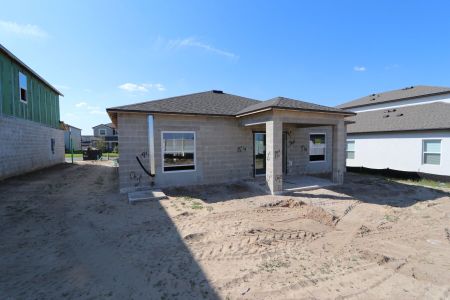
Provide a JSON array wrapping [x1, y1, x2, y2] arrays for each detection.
[[266, 119, 283, 194], [332, 120, 346, 184]]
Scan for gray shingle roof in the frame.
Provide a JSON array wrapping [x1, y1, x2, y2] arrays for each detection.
[[107, 90, 260, 116], [107, 92, 352, 117], [337, 85, 450, 109], [236, 96, 352, 115], [0, 43, 63, 96], [346, 102, 450, 134]]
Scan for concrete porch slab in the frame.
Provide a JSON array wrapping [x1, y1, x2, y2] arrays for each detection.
[[249, 175, 336, 194], [128, 189, 168, 203], [283, 175, 336, 192]]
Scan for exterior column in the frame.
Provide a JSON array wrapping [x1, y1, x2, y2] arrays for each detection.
[[266, 119, 283, 194], [332, 119, 346, 184]]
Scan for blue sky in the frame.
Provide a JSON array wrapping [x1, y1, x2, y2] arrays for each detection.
[[1, 0, 450, 134]]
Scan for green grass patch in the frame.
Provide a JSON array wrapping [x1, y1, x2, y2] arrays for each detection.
[[65, 153, 83, 158], [384, 214, 399, 222], [64, 152, 119, 159], [190, 201, 204, 210], [391, 178, 450, 189]]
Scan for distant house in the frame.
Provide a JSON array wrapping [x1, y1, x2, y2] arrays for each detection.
[[63, 124, 82, 151], [82, 123, 118, 151], [0, 43, 64, 180], [106, 90, 353, 194], [93, 123, 118, 151], [337, 85, 450, 178]]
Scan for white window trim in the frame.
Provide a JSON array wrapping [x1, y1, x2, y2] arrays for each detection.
[[161, 131, 196, 173], [99, 129, 106, 135], [19, 71, 27, 104], [309, 132, 326, 163], [422, 139, 441, 165], [346, 139, 355, 160]]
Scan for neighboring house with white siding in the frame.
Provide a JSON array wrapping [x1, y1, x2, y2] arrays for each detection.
[[63, 124, 82, 151], [337, 85, 450, 177]]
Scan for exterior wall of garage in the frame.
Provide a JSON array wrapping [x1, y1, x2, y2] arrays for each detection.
[[117, 112, 335, 193]]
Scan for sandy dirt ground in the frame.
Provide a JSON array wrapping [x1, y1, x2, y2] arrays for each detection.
[[1, 161, 450, 299]]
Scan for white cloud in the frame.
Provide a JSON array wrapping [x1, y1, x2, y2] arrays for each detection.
[[118, 83, 166, 93], [168, 37, 238, 60], [153, 83, 166, 91], [75, 101, 105, 115], [353, 66, 366, 72], [75, 101, 87, 108], [89, 110, 106, 115], [0, 20, 49, 38]]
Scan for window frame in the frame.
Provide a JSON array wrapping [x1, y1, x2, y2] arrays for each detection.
[[99, 129, 106, 136], [422, 139, 441, 165], [19, 71, 27, 103], [309, 133, 326, 162], [161, 131, 196, 173], [346, 140, 355, 160]]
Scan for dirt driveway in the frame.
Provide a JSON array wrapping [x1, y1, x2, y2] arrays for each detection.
[[1, 161, 450, 299]]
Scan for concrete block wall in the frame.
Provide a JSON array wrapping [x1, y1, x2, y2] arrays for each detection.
[[117, 111, 342, 192], [117, 113, 150, 192], [153, 114, 254, 188], [285, 125, 333, 175], [117, 113, 255, 192], [0, 114, 64, 180]]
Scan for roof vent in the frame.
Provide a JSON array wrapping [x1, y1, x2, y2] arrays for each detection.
[[212, 90, 223, 94], [402, 86, 414, 90]]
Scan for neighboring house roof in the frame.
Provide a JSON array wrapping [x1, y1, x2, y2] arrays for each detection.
[[0, 43, 63, 96], [337, 85, 450, 109], [60, 122, 81, 131], [106, 90, 353, 120], [236, 96, 350, 116], [93, 123, 116, 129], [346, 102, 450, 134]]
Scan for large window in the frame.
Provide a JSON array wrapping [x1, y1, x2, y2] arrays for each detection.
[[162, 131, 195, 172], [346, 140, 355, 159], [99, 129, 106, 135], [423, 139, 441, 165], [309, 133, 326, 162], [19, 72, 27, 102]]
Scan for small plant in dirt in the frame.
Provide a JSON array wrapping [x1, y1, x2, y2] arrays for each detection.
[[384, 214, 399, 222], [191, 201, 203, 210], [258, 258, 290, 273], [206, 206, 214, 212], [183, 196, 195, 201]]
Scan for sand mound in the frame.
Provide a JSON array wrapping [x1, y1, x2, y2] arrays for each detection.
[[301, 205, 338, 227], [262, 198, 306, 208], [261, 199, 337, 226]]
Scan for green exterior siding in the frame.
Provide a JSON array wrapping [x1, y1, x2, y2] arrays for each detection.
[[0, 51, 60, 128]]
